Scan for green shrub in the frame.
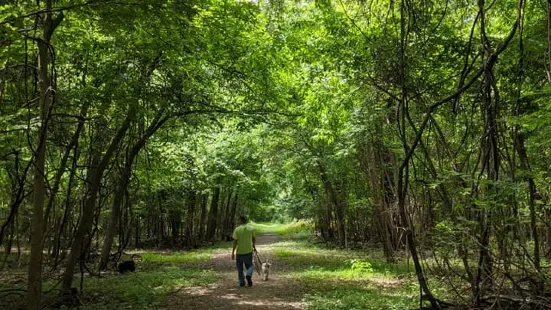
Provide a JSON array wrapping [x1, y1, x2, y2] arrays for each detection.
[[346, 259, 374, 274]]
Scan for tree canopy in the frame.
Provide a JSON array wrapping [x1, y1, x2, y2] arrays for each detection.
[[1, 0, 551, 309]]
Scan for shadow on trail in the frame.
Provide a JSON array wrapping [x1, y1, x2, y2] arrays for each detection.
[[168, 276, 304, 310], [164, 234, 305, 310], [254, 234, 279, 245]]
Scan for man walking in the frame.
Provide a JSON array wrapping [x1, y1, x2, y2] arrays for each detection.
[[231, 215, 256, 287]]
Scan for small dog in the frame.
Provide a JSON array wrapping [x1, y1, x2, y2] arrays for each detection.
[[261, 261, 271, 281], [118, 260, 136, 274]]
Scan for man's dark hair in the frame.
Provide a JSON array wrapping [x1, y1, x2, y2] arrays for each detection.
[[239, 215, 248, 223]]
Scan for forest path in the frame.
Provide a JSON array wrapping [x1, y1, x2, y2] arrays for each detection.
[[164, 234, 306, 310]]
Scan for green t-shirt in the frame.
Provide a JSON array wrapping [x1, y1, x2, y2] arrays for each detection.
[[232, 224, 255, 255]]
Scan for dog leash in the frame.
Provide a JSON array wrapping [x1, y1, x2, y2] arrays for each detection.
[[253, 248, 264, 276]]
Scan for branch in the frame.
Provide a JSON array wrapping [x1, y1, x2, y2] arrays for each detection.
[[399, 66, 484, 171], [0, 1, 142, 26], [399, 0, 522, 171]]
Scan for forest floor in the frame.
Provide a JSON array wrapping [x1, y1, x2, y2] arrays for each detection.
[[156, 222, 422, 310], [0, 222, 424, 310], [163, 233, 306, 310]]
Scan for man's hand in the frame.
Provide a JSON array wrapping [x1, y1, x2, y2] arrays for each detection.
[[232, 239, 237, 261]]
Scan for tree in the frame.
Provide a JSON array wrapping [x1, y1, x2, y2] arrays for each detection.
[[26, 1, 64, 308]]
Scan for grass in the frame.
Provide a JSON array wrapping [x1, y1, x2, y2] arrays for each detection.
[[141, 251, 211, 264], [77, 267, 216, 309], [268, 237, 419, 310], [298, 262, 419, 310], [252, 221, 421, 309], [304, 283, 418, 310], [78, 247, 218, 309], [0, 221, 430, 310], [0, 246, 218, 310], [252, 220, 313, 238]]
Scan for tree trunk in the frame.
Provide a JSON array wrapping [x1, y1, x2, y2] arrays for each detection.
[[316, 161, 345, 246], [135, 216, 140, 247], [394, 0, 439, 307], [512, 5, 542, 282], [220, 189, 233, 240], [61, 112, 132, 293], [197, 193, 208, 242], [53, 146, 79, 270], [0, 152, 31, 248], [99, 109, 169, 269], [206, 187, 220, 241], [228, 192, 238, 235], [184, 191, 197, 248], [44, 103, 89, 226], [27, 4, 63, 309], [170, 210, 181, 240]]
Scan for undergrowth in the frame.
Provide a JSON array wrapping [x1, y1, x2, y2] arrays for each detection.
[[0, 247, 218, 310], [0, 221, 437, 310], [77, 267, 216, 309], [268, 238, 420, 310], [252, 220, 313, 238]]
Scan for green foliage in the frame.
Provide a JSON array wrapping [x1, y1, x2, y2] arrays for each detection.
[[304, 285, 417, 310], [141, 252, 211, 264], [268, 238, 417, 310], [1, 0, 551, 307], [305, 288, 417, 310], [252, 220, 313, 236], [78, 267, 216, 309], [346, 259, 373, 274], [0, 264, 216, 310]]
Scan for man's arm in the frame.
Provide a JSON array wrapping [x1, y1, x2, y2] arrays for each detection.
[[231, 239, 237, 260]]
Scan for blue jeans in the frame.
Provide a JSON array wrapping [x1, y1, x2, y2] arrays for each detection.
[[236, 253, 253, 286]]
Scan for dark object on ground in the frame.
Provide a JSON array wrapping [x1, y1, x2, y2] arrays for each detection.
[[118, 260, 136, 274]]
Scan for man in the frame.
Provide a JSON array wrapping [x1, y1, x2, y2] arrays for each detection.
[[231, 215, 256, 287]]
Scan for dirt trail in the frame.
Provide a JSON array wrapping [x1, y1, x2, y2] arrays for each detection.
[[164, 234, 305, 310]]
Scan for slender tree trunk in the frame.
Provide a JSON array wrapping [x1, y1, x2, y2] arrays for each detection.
[[27, 3, 63, 308], [184, 191, 197, 248], [512, 2, 542, 285], [228, 192, 239, 234], [135, 216, 140, 247], [0, 153, 31, 248], [514, 118, 542, 277], [99, 110, 169, 269], [323, 200, 333, 240], [473, 0, 505, 300], [206, 187, 220, 241], [197, 193, 208, 242], [99, 163, 130, 269], [61, 112, 132, 293], [362, 139, 398, 260], [316, 161, 345, 246], [44, 103, 89, 225], [53, 145, 79, 270], [395, 0, 439, 307], [220, 189, 233, 240]]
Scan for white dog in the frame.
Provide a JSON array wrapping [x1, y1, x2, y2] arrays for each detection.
[[261, 261, 272, 281]]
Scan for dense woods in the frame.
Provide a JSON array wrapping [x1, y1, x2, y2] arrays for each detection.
[[1, 0, 551, 309]]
